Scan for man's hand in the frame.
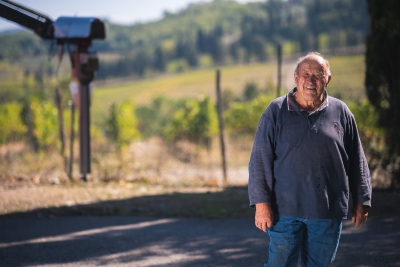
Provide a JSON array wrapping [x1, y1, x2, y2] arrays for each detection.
[[255, 203, 273, 232], [352, 204, 369, 229]]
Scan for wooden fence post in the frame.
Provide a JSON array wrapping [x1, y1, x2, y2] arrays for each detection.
[[277, 44, 282, 98], [216, 69, 228, 185], [68, 100, 75, 180], [55, 87, 67, 171]]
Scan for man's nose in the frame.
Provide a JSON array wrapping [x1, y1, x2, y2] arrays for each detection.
[[306, 76, 317, 84]]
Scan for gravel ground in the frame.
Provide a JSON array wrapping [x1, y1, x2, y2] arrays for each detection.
[[0, 216, 399, 267]]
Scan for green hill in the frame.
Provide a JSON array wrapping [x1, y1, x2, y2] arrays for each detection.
[[0, 0, 369, 105], [98, 0, 263, 52]]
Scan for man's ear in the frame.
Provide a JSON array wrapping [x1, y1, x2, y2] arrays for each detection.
[[294, 72, 298, 85], [326, 75, 332, 87]]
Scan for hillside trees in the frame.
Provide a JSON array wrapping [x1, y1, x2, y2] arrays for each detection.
[[196, 26, 225, 64], [154, 46, 166, 72], [175, 39, 199, 67], [365, 0, 400, 188], [0, 32, 48, 60], [0, 0, 370, 80], [305, 0, 368, 47]]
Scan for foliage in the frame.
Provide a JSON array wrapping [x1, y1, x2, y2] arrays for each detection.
[[0, 61, 24, 103], [347, 100, 383, 148], [196, 26, 225, 64], [105, 100, 141, 149], [0, 80, 25, 104], [0, 31, 49, 60], [221, 89, 237, 111], [97, 50, 150, 79], [31, 99, 58, 149], [136, 96, 181, 139], [19, 98, 59, 150], [0, 102, 26, 144], [224, 95, 274, 135], [165, 96, 218, 146], [242, 81, 260, 102], [365, 0, 400, 187], [154, 46, 166, 72]]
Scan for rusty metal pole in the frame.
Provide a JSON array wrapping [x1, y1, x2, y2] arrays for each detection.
[[216, 69, 228, 185], [78, 82, 91, 181], [71, 43, 96, 182]]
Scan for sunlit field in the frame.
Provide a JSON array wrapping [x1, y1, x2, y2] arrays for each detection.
[[91, 54, 365, 126], [327, 54, 366, 101], [92, 63, 279, 126]]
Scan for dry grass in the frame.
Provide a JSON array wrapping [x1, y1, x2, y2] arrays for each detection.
[[0, 182, 251, 218], [0, 136, 250, 186], [0, 136, 253, 218]]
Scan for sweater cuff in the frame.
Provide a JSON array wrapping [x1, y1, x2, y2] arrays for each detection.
[[249, 195, 271, 208], [354, 195, 371, 208]]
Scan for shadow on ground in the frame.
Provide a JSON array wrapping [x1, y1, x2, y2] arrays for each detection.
[[0, 188, 399, 266], [1, 186, 252, 219], [0, 216, 268, 266]]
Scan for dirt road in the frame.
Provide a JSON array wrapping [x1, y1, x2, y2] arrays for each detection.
[[0, 215, 399, 267]]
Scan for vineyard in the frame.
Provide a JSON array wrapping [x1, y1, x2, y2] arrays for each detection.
[[0, 54, 388, 190]]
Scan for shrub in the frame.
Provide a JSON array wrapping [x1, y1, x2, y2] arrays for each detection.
[[225, 95, 274, 135], [165, 96, 218, 146], [0, 102, 26, 144], [30, 98, 59, 149], [106, 100, 141, 149]]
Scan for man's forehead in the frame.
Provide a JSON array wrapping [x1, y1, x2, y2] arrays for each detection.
[[298, 56, 326, 72]]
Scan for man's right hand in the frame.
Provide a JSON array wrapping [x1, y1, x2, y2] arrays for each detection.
[[255, 203, 274, 232]]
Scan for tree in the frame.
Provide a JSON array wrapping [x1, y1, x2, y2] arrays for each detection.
[[132, 50, 149, 76], [175, 40, 198, 67], [196, 29, 208, 53], [243, 82, 260, 102], [365, 0, 400, 188], [154, 46, 166, 72]]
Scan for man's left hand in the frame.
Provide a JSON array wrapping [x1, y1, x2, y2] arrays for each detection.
[[351, 204, 369, 229]]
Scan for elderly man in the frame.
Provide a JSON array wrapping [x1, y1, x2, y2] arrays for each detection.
[[248, 52, 372, 267]]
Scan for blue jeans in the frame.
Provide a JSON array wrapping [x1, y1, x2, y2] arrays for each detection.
[[264, 216, 342, 267]]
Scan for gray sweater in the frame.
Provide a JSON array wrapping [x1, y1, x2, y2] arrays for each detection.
[[248, 89, 372, 219]]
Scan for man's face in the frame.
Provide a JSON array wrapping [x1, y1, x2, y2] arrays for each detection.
[[294, 57, 331, 103]]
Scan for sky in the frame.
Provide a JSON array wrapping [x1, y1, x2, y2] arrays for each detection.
[[0, 0, 262, 32]]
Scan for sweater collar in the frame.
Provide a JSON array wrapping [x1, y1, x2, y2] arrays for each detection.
[[287, 87, 329, 114]]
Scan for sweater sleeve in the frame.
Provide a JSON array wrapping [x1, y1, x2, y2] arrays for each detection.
[[248, 112, 276, 207], [346, 114, 372, 207]]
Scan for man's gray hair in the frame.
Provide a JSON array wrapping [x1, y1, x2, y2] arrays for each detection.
[[294, 52, 331, 78]]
